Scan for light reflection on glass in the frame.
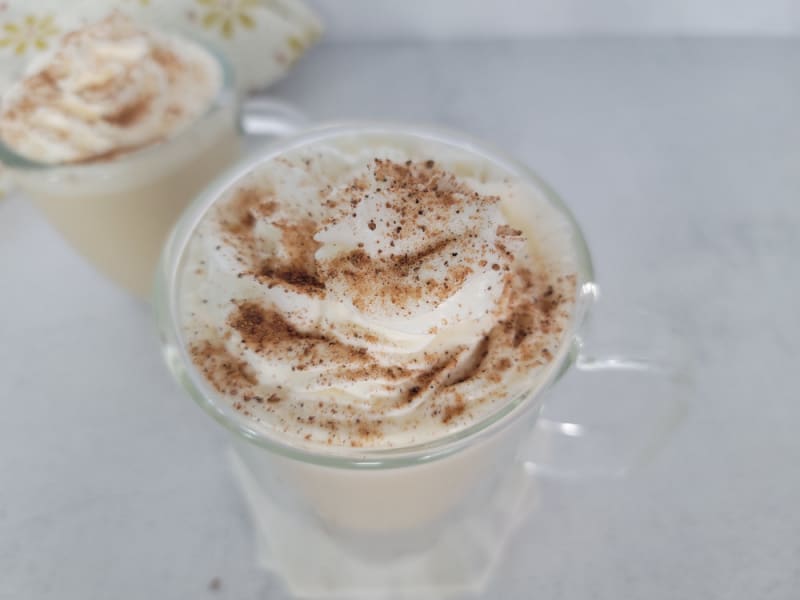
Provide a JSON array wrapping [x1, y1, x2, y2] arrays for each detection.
[[537, 418, 585, 437]]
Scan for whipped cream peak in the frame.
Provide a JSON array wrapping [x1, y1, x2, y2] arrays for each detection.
[[0, 12, 222, 164], [314, 159, 522, 331], [180, 133, 578, 450]]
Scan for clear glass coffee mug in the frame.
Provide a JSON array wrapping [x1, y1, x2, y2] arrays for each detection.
[[0, 46, 305, 299], [154, 122, 688, 599]]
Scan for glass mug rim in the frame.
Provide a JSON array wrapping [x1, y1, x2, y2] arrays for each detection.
[[154, 121, 597, 470], [0, 37, 237, 173]]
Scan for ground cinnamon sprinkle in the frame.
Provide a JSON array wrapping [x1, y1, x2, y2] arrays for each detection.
[[189, 340, 257, 396], [185, 154, 578, 446], [405, 357, 457, 404], [496, 224, 523, 237], [254, 218, 324, 295], [325, 242, 474, 310], [496, 357, 512, 371], [318, 159, 512, 312], [258, 265, 324, 292], [441, 397, 466, 424], [220, 187, 264, 236], [68, 139, 165, 164], [228, 301, 371, 369], [102, 95, 154, 127], [151, 46, 182, 74], [219, 186, 326, 295], [229, 301, 327, 350]]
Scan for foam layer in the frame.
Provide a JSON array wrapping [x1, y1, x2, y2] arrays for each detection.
[[179, 132, 578, 450], [0, 13, 221, 164]]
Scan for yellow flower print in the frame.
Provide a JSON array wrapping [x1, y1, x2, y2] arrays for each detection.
[[0, 14, 59, 55], [197, 0, 258, 39]]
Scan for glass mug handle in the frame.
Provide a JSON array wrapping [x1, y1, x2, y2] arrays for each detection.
[[240, 95, 308, 139], [522, 285, 691, 479]]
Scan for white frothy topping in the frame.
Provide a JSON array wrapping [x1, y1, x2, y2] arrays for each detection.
[[0, 13, 221, 164], [179, 133, 578, 450]]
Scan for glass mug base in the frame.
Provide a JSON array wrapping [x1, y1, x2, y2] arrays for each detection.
[[229, 447, 537, 600]]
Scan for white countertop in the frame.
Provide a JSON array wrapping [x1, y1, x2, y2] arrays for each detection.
[[2, 39, 798, 599]]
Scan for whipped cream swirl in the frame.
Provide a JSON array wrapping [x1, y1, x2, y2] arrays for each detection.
[[180, 134, 577, 449], [0, 13, 221, 164]]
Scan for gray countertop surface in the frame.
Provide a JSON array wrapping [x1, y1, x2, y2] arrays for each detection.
[[2, 38, 799, 600]]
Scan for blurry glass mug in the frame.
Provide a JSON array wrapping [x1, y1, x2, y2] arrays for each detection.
[[155, 122, 687, 599], [0, 47, 303, 298]]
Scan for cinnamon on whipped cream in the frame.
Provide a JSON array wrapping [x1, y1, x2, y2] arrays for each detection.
[[179, 133, 578, 449], [0, 12, 221, 164]]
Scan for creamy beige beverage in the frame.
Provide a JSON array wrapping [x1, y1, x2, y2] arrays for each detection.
[[0, 13, 239, 296], [179, 133, 578, 450], [160, 125, 681, 598], [160, 125, 590, 557]]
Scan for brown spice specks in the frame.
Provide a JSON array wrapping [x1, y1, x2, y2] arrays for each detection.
[[189, 340, 257, 396], [219, 187, 263, 236], [102, 96, 153, 127], [230, 301, 325, 351], [185, 154, 577, 448], [441, 397, 466, 424]]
